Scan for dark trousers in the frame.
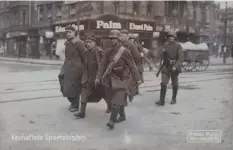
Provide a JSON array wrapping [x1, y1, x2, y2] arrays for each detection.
[[161, 72, 179, 87]]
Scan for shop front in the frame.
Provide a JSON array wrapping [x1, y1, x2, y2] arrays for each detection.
[[89, 14, 127, 49], [5, 31, 28, 57], [53, 21, 87, 60], [128, 21, 154, 49]]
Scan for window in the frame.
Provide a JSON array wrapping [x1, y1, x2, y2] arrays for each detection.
[[38, 6, 44, 20], [167, 1, 178, 17], [133, 1, 140, 16], [70, 4, 76, 16], [113, 1, 119, 14], [56, 4, 62, 19], [47, 4, 52, 19], [22, 10, 26, 24], [147, 1, 152, 16]]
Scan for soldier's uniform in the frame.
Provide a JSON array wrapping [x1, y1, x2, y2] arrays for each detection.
[[74, 34, 111, 118], [121, 30, 142, 102], [156, 31, 183, 106], [62, 26, 86, 112], [96, 30, 141, 129]]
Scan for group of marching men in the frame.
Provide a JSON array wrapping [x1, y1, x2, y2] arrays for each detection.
[[59, 26, 183, 130]]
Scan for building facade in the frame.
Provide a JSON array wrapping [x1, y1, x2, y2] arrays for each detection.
[[0, 1, 216, 58]]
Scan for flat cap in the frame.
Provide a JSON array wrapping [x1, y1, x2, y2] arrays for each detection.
[[65, 26, 76, 32], [120, 29, 129, 34]]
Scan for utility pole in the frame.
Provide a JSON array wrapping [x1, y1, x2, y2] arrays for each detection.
[[76, 1, 80, 37], [223, 1, 228, 64]]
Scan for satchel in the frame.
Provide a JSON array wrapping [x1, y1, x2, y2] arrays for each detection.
[[111, 76, 130, 90]]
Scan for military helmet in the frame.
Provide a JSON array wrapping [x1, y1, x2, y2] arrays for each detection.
[[109, 30, 121, 40], [167, 31, 177, 39]]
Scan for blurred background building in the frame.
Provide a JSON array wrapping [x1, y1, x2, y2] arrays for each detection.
[[0, 1, 219, 59]]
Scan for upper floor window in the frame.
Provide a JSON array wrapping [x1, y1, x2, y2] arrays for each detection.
[[47, 4, 52, 19], [56, 4, 62, 20], [167, 1, 178, 17], [113, 1, 120, 14], [70, 4, 76, 16], [38, 6, 44, 21], [133, 1, 140, 16], [22, 10, 26, 24], [147, 1, 152, 16]]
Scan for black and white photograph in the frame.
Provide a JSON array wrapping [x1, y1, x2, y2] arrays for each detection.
[[0, 0, 232, 149]]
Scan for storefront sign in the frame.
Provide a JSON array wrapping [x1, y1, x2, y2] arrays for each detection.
[[96, 20, 122, 29], [6, 32, 28, 38], [129, 23, 153, 31], [55, 24, 85, 33]]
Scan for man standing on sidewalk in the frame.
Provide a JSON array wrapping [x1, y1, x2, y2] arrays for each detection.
[[155, 31, 183, 106], [62, 26, 86, 112]]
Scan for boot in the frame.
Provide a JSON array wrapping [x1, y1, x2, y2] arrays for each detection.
[[155, 85, 167, 106], [170, 86, 178, 104], [115, 106, 126, 123], [68, 104, 75, 110], [74, 102, 87, 118], [70, 98, 80, 112], [105, 102, 112, 113], [106, 105, 120, 130]]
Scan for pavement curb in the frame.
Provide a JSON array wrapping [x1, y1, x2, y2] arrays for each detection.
[[0, 57, 232, 67], [0, 58, 63, 66]]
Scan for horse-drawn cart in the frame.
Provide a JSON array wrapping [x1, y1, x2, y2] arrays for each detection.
[[152, 41, 210, 72], [180, 42, 209, 72]]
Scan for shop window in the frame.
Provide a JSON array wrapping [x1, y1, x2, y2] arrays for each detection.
[[179, 1, 186, 18], [147, 1, 152, 16], [133, 1, 140, 16], [38, 6, 44, 21], [47, 4, 52, 19], [113, 1, 120, 14]]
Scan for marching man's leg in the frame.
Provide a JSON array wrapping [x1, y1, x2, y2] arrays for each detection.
[[170, 73, 179, 104], [156, 72, 170, 106]]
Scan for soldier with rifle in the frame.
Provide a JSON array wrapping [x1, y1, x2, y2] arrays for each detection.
[[155, 31, 183, 106], [95, 30, 142, 130]]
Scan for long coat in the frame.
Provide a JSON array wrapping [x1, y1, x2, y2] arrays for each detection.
[[80, 46, 107, 103], [62, 37, 86, 98], [122, 40, 142, 97], [96, 44, 141, 106]]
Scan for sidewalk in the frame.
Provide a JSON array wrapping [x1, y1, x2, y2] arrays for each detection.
[[0, 56, 63, 66], [0, 56, 232, 66]]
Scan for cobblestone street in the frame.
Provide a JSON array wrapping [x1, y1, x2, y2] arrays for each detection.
[[0, 61, 232, 150]]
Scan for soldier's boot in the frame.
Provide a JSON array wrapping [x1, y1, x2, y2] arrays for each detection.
[[170, 86, 178, 105], [106, 102, 112, 113], [106, 105, 120, 130], [74, 102, 87, 118], [155, 85, 167, 106], [70, 98, 80, 112], [115, 106, 126, 123]]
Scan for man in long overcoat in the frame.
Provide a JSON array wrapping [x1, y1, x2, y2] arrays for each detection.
[[155, 31, 183, 106], [95, 30, 142, 130], [62, 26, 86, 112], [120, 29, 142, 103], [74, 34, 111, 119]]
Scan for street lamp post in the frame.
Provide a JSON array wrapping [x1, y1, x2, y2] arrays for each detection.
[[223, 2, 228, 64]]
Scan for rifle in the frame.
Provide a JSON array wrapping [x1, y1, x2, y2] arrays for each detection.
[[156, 48, 165, 77]]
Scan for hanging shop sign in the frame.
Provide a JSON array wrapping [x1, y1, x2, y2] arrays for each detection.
[[55, 24, 85, 33], [129, 22, 153, 32], [96, 20, 122, 29]]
